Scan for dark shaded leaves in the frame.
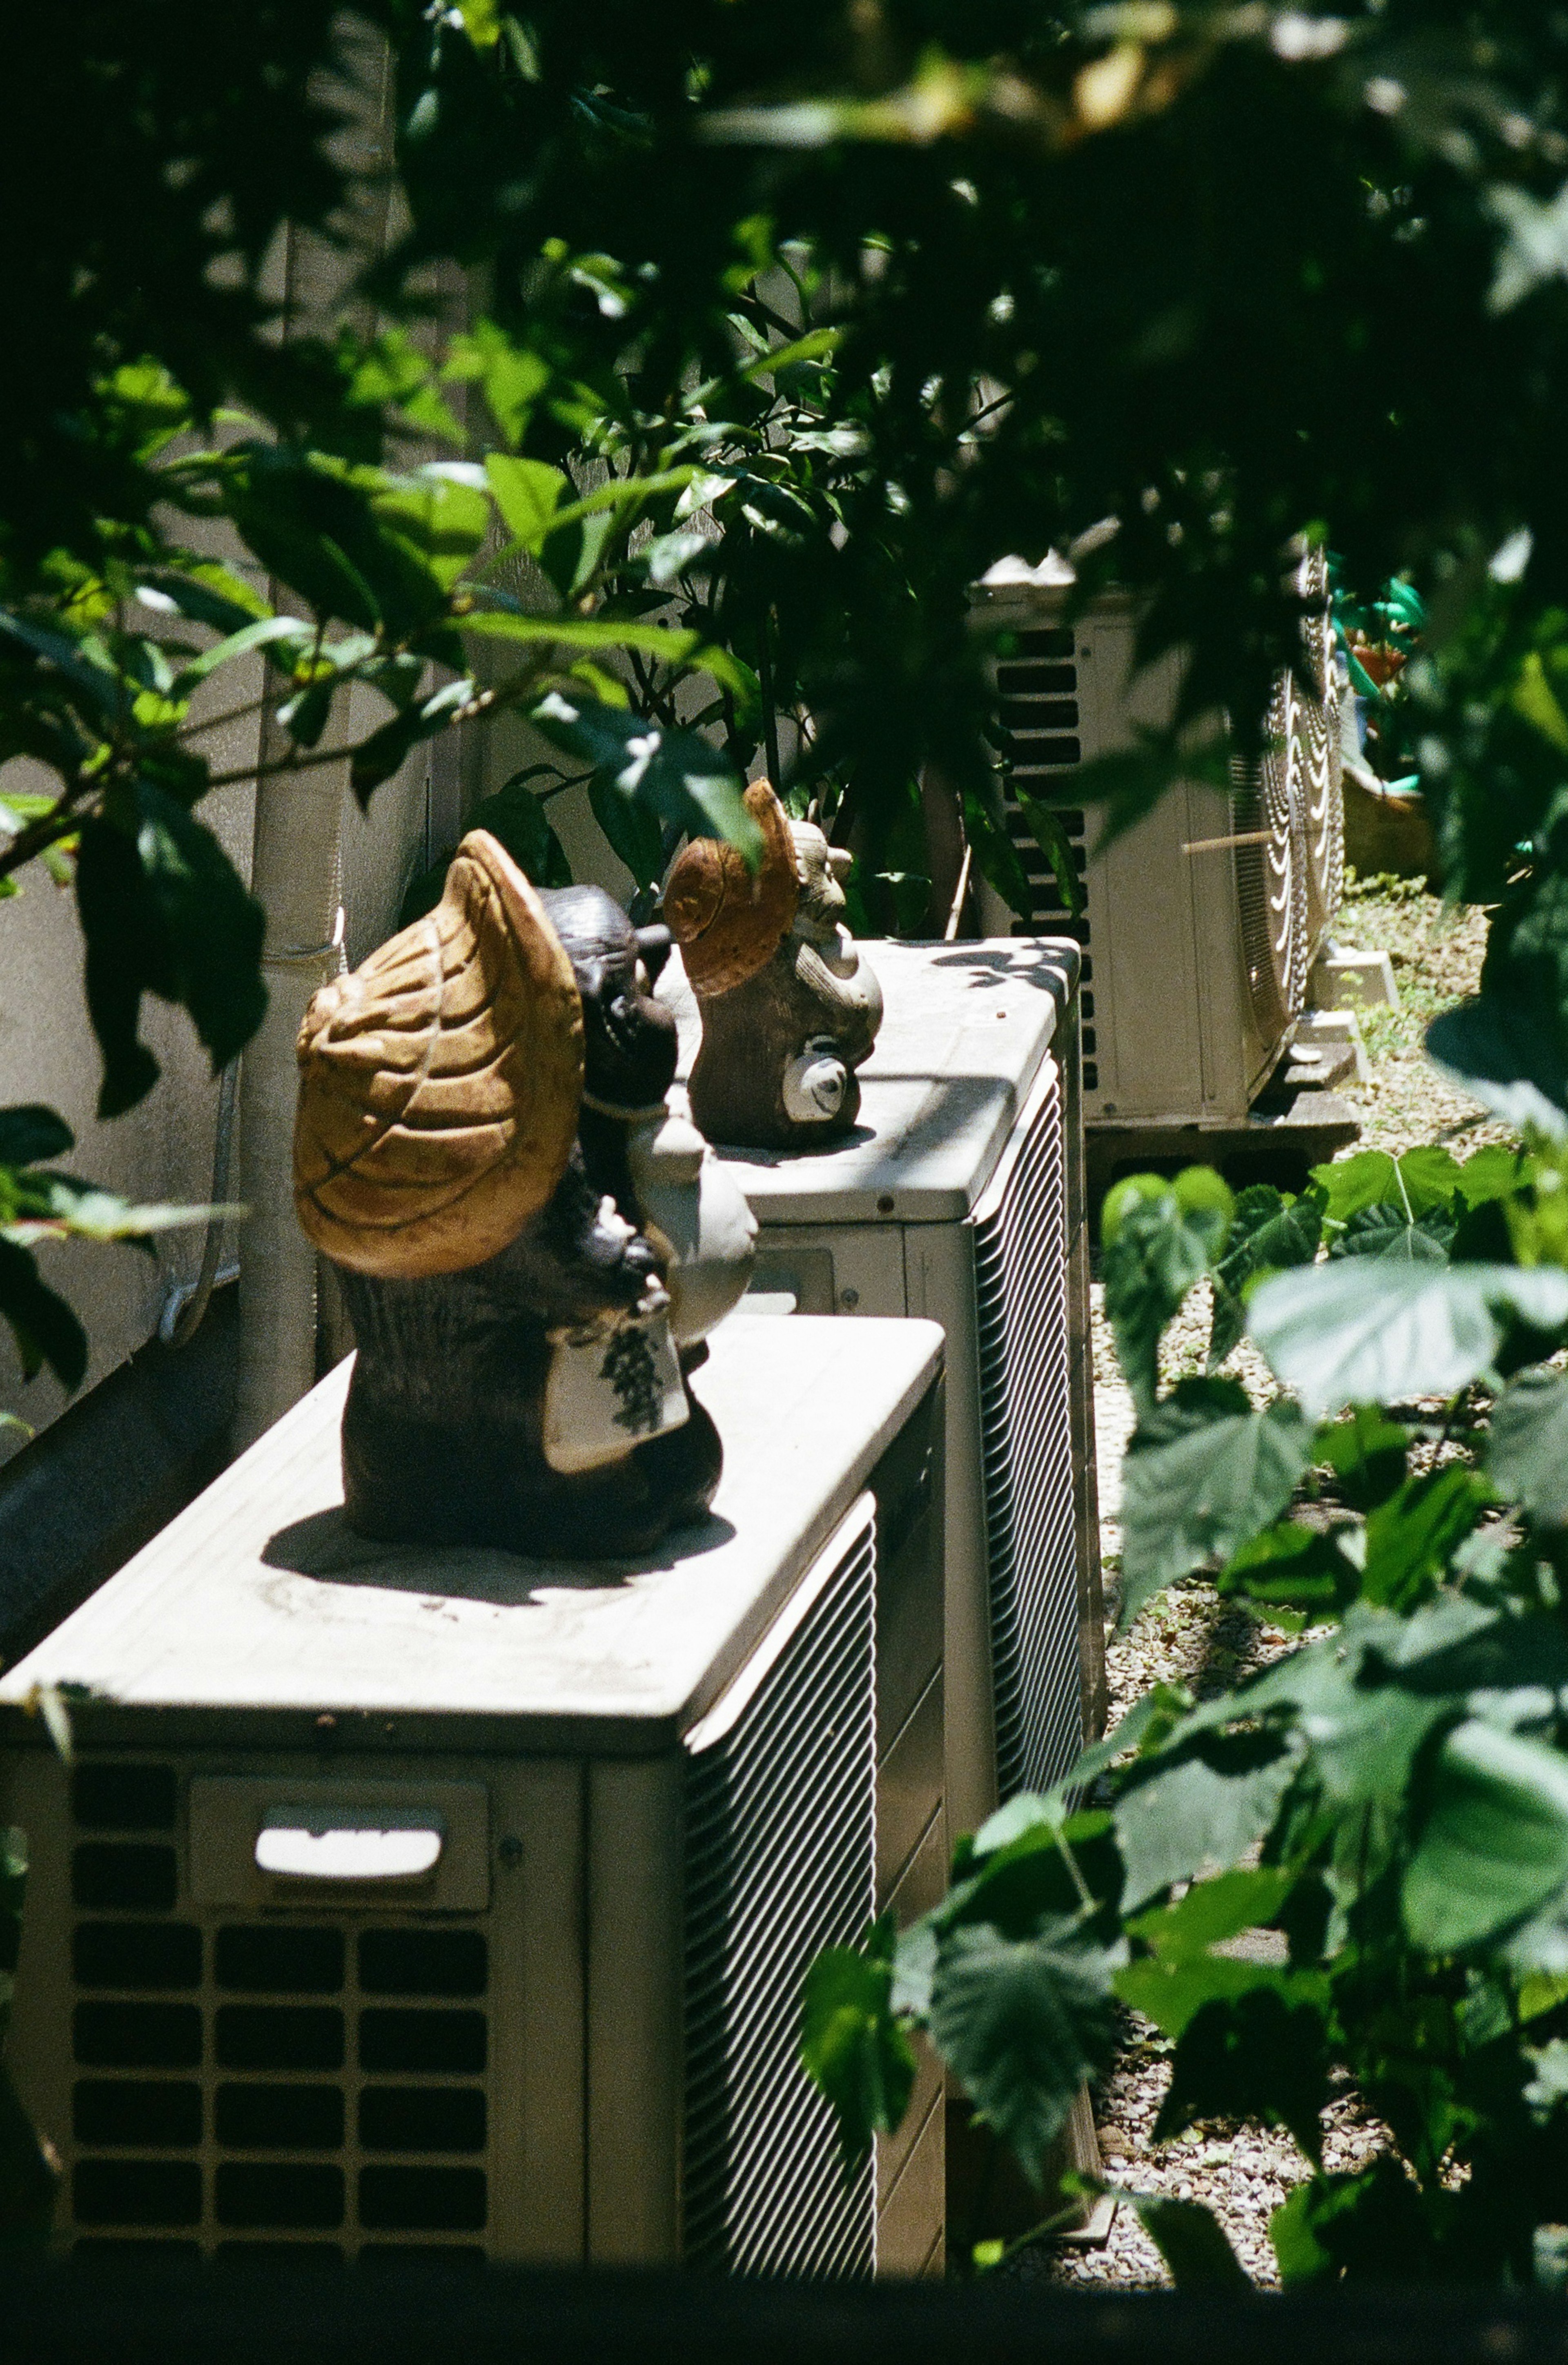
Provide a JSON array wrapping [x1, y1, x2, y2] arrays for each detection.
[[75, 785, 266, 1116], [927, 1917, 1122, 2189], [799, 1919, 916, 2175]]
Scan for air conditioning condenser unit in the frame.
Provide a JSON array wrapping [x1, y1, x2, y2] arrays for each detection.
[[662, 937, 1103, 1845], [0, 1314, 947, 2278], [972, 578, 1348, 1148]]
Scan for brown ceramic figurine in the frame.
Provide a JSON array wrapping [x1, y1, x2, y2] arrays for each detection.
[[664, 782, 883, 1149], [294, 831, 756, 1558]]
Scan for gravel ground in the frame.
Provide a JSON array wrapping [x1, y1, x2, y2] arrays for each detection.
[[1029, 874, 1490, 2288]]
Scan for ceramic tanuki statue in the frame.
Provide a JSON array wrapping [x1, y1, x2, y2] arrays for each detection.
[[293, 829, 756, 1557], [663, 782, 883, 1149]]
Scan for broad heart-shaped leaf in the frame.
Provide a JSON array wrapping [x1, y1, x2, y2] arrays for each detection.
[[1330, 1201, 1454, 1263], [1359, 1466, 1494, 1609], [1111, 2192, 1250, 2288], [1119, 1382, 1314, 1623], [1311, 1146, 1465, 1228], [1489, 1366, 1568, 1524], [1426, 995, 1568, 1142], [1209, 1183, 1323, 1368], [799, 1924, 916, 2173], [1404, 1720, 1568, 1953], [531, 692, 761, 865], [0, 1238, 87, 1391], [1248, 1259, 1568, 1417], [1114, 1730, 1298, 1913], [76, 786, 267, 1118], [1101, 1195, 1214, 1415], [927, 1917, 1123, 2189], [1270, 2158, 1437, 2286], [0, 1107, 74, 1168]]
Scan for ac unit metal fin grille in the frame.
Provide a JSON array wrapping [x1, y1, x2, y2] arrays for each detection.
[[991, 630, 1095, 1088], [682, 1519, 877, 2278], [971, 1067, 1081, 1798]]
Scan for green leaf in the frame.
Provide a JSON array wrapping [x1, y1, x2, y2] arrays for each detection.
[[1270, 2160, 1436, 2285], [1120, 1383, 1314, 1623], [1315, 1406, 1411, 1511], [168, 612, 312, 697], [588, 769, 664, 889], [1101, 1183, 1218, 1415], [1489, 1366, 1568, 1524], [483, 454, 569, 549], [800, 1921, 917, 2173], [1330, 1202, 1454, 1263], [531, 691, 761, 864], [443, 320, 550, 446], [1248, 1260, 1568, 1418], [1129, 1866, 1297, 1962], [927, 1917, 1122, 2189], [1359, 1466, 1494, 1610], [962, 786, 1033, 922], [473, 776, 574, 891], [1404, 1720, 1568, 1953], [1455, 1145, 1530, 1207], [1115, 1731, 1298, 1913], [1014, 792, 1084, 918], [1113, 2190, 1251, 2288], [76, 786, 266, 1117], [1209, 1184, 1323, 1368], [1219, 1520, 1360, 1618], [0, 1108, 74, 1168], [0, 1238, 87, 1391], [1312, 1147, 1464, 1231]]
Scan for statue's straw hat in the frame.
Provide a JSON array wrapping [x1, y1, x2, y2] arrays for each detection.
[[294, 830, 584, 1279], [661, 780, 799, 996]]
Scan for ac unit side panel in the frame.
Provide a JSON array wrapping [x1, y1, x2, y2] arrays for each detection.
[[4, 1744, 566, 2266], [586, 1754, 684, 2267], [1085, 791, 1209, 1124], [900, 1221, 997, 1842], [680, 1504, 878, 2279], [1179, 779, 1256, 1122]]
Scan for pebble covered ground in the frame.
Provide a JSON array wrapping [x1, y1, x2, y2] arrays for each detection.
[[1028, 873, 1496, 2288]]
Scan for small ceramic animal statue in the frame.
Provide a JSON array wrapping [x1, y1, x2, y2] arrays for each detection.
[[663, 782, 883, 1149], [293, 831, 756, 1558]]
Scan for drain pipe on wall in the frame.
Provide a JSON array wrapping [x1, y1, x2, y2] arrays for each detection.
[[232, 756, 347, 1452]]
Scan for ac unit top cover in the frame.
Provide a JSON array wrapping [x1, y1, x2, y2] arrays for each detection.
[[659, 938, 1079, 1225], [0, 1315, 941, 1752]]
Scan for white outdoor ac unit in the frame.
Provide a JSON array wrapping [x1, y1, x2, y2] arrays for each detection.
[[660, 938, 1103, 1846], [972, 567, 1344, 1131], [0, 1315, 947, 2279]]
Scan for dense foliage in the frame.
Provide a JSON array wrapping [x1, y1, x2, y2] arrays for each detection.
[[804, 1104, 1568, 2283], [9, 3, 1568, 1395]]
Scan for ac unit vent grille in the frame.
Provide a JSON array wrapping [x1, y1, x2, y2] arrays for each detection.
[[1233, 670, 1309, 1040], [683, 1519, 877, 2278], [992, 638, 1094, 1088], [971, 1066, 1080, 1797], [64, 1768, 489, 2265]]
